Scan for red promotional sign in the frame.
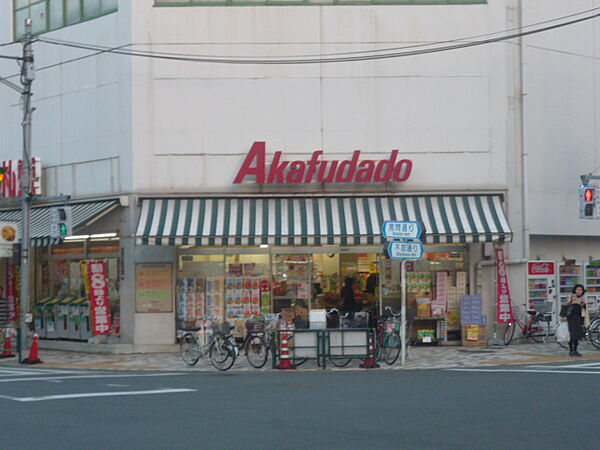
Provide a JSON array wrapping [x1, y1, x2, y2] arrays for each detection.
[[6, 264, 17, 322], [234, 142, 413, 184], [87, 261, 112, 335], [496, 249, 514, 324], [528, 262, 555, 276]]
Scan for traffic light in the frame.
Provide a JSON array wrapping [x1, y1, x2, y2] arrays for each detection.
[[50, 206, 72, 238], [579, 186, 599, 219], [0, 168, 5, 184]]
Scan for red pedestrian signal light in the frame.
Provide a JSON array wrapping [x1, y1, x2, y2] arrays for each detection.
[[585, 188, 594, 202]]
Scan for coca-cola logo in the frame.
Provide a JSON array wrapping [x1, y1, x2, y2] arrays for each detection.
[[528, 262, 555, 275]]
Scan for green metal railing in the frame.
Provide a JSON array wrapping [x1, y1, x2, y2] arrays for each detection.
[[271, 328, 373, 369]]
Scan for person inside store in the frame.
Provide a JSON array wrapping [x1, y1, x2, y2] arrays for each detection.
[[340, 276, 360, 320], [560, 284, 590, 357]]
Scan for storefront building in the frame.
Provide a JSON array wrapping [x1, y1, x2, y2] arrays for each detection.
[[1, 1, 600, 351]]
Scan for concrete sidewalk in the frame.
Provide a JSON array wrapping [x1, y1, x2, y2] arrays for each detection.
[[2, 339, 599, 372]]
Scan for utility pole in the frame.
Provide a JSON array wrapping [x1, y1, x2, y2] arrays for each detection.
[[19, 18, 35, 362]]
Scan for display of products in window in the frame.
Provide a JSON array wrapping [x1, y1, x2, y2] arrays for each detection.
[[559, 262, 581, 305], [406, 272, 432, 294]]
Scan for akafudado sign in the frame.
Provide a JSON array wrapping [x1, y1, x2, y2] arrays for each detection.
[[233, 142, 413, 184]]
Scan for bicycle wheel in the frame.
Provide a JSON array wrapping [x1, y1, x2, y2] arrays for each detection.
[[589, 320, 600, 350], [383, 332, 401, 365], [529, 316, 550, 343], [246, 334, 268, 369], [329, 356, 352, 368], [504, 323, 516, 345], [210, 340, 235, 371], [180, 333, 202, 366]]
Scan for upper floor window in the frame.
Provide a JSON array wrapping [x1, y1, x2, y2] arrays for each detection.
[[14, 0, 118, 39], [154, 0, 484, 5]]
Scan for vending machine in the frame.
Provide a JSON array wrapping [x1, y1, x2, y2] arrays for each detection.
[[527, 261, 557, 320], [558, 261, 582, 307], [584, 260, 600, 314]]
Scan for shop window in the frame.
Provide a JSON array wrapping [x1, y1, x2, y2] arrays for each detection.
[[177, 254, 225, 329], [13, 0, 118, 39]]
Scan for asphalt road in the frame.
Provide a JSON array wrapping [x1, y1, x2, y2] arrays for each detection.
[[1, 364, 599, 449]]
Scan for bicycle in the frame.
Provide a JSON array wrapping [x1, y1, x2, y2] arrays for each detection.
[[503, 303, 551, 345], [376, 307, 402, 365], [179, 316, 237, 371], [326, 308, 373, 368], [242, 314, 281, 369], [556, 314, 600, 350]]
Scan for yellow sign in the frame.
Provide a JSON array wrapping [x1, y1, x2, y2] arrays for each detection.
[[135, 263, 173, 313], [466, 325, 479, 341]]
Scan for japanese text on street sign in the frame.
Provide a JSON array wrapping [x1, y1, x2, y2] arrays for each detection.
[[382, 221, 423, 240], [496, 248, 514, 324], [388, 241, 425, 260], [87, 261, 112, 335]]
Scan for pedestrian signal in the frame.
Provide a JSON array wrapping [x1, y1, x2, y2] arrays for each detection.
[[579, 186, 599, 219], [50, 206, 73, 238]]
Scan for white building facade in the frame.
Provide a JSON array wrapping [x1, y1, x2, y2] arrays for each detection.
[[0, 0, 599, 350]]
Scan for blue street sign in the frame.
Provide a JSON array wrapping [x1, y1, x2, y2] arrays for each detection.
[[388, 241, 425, 260], [382, 221, 423, 240]]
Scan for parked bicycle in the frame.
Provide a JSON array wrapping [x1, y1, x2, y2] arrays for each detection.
[[556, 313, 600, 350], [179, 316, 237, 371], [242, 314, 281, 369], [375, 306, 402, 365], [504, 303, 551, 345]]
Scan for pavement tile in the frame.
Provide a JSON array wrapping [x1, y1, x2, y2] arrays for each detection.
[[1, 338, 598, 372]]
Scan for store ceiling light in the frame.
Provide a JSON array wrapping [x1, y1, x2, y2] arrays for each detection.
[[259, 244, 269, 248], [89, 232, 118, 239], [64, 235, 90, 240]]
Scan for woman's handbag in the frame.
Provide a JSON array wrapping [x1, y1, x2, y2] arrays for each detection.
[[555, 321, 570, 343], [560, 304, 576, 318]]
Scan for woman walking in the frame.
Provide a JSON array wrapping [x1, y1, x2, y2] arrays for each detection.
[[560, 284, 590, 357]]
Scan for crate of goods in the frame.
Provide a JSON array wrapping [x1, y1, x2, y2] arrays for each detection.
[[461, 325, 487, 347], [417, 329, 436, 338], [416, 298, 431, 318]]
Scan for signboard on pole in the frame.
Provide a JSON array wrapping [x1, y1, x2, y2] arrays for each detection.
[[496, 248, 514, 324], [382, 221, 423, 240], [388, 241, 425, 260], [87, 261, 112, 335]]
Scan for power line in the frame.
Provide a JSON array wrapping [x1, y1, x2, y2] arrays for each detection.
[[126, 5, 600, 60], [37, 11, 600, 65], [0, 54, 21, 61], [36, 6, 600, 61]]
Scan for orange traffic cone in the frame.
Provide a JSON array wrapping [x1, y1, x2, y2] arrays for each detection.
[[360, 332, 380, 369], [1, 334, 15, 359], [22, 333, 43, 365], [277, 332, 294, 370]]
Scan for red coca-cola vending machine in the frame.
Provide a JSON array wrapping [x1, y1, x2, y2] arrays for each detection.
[[527, 261, 557, 320]]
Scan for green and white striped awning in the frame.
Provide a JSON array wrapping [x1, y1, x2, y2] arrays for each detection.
[[135, 195, 512, 246], [0, 200, 120, 247]]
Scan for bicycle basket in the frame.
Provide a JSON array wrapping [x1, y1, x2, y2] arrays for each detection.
[[246, 320, 266, 334], [534, 301, 553, 315]]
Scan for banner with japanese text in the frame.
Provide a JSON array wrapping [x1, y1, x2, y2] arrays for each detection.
[[87, 261, 112, 335], [7, 263, 18, 322], [496, 248, 514, 324]]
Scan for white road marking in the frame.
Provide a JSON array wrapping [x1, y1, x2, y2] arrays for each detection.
[[449, 368, 600, 375], [0, 368, 91, 376], [526, 362, 600, 369], [0, 388, 195, 403], [45, 380, 63, 383], [0, 372, 186, 383], [105, 384, 129, 387]]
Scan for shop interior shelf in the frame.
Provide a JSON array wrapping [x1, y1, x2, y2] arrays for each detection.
[[560, 274, 580, 276], [528, 289, 548, 292], [414, 317, 446, 321]]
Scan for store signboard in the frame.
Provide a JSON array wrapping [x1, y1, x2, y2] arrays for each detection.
[[7, 263, 18, 322], [136, 263, 174, 313], [0, 158, 42, 198], [0, 221, 19, 246], [496, 248, 514, 324], [87, 261, 112, 334], [387, 241, 425, 260], [528, 262, 555, 276], [382, 221, 422, 240], [234, 141, 413, 185]]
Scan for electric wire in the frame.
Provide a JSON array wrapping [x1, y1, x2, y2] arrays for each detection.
[[37, 11, 600, 65], [36, 6, 600, 60]]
